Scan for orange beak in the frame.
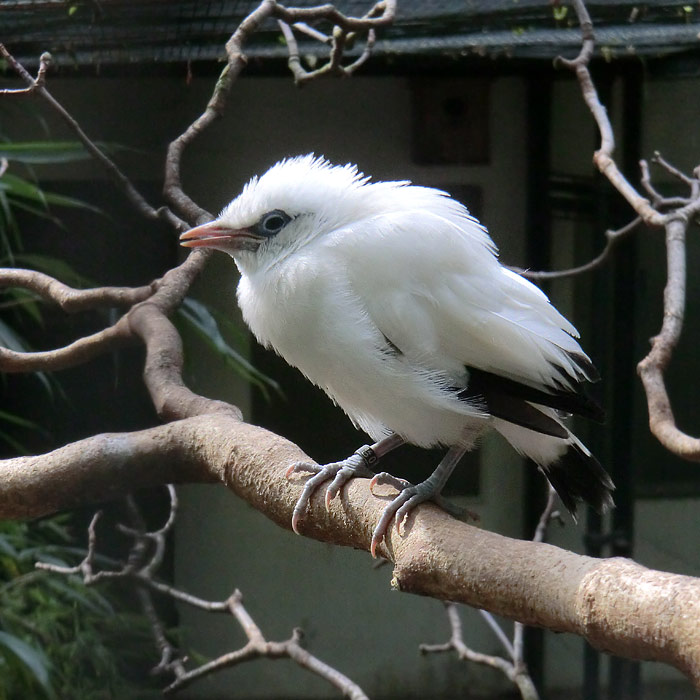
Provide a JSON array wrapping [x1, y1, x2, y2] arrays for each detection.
[[179, 221, 263, 252]]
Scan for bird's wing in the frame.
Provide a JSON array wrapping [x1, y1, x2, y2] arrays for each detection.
[[336, 207, 599, 419]]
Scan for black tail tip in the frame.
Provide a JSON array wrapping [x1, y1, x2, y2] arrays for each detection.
[[541, 444, 615, 518]]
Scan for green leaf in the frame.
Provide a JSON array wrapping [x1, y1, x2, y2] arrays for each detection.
[[0, 141, 120, 165], [178, 297, 280, 398], [42, 578, 114, 617], [0, 188, 21, 253], [0, 430, 29, 455], [0, 318, 55, 397], [1, 172, 102, 216], [0, 288, 44, 325], [0, 317, 30, 351], [0, 536, 18, 559], [0, 173, 48, 208], [0, 630, 52, 695], [10, 253, 95, 288], [0, 409, 40, 431]]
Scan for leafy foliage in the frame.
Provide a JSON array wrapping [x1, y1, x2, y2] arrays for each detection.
[[0, 140, 164, 696], [178, 297, 281, 399], [0, 517, 162, 699]]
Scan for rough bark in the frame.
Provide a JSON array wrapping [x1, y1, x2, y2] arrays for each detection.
[[2, 414, 699, 688]]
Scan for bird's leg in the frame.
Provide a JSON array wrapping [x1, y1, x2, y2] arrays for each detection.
[[286, 433, 406, 533], [369, 444, 468, 557]]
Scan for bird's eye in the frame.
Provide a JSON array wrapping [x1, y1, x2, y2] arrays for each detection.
[[255, 209, 291, 237]]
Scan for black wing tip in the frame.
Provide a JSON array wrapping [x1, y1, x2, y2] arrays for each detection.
[[567, 351, 601, 384], [541, 444, 615, 518], [465, 365, 605, 424], [549, 356, 605, 423], [578, 394, 606, 424]]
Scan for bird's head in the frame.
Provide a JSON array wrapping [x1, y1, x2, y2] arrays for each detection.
[[179, 154, 382, 274]]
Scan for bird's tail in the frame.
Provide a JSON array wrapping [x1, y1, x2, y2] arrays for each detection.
[[492, 411, 615, 518]]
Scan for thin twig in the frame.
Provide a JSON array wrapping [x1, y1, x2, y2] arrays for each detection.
[[38, 489, 368, 699], [0, 45, 171, 226], [292, 21, 332, 43], [518, 217, 641, 281], [557, 0, 700, 460], [478, 608, 515, 659], [653, 151, 697, 191], [421, 603, 540, 700], [277, 0, 389, 85], [554, 1, 664, 227], [419, 483, 561, 700], [0, 51, 51, 94]]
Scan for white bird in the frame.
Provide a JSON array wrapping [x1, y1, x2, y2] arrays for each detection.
[[180, 154, 614, 555]]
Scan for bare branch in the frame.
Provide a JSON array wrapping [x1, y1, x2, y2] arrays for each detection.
[[0, 315, 132, 372], [0, 268, 157, 311], [637, 216, 700, 460], [531, 484, 560, 545], [0, 50, 51, 94], [478, 608, 516, 660], [164, 0, 281, 223], [518, 217, 641, 281], [559, 0, 700, 460], [639, 159, 692, 209], [39, 482, 368, 698], [274, 0, 396, 31], [554, 2, 664, 227], [165, 0, 393, 216], [278, 0, 385, 85], [0, 44, 170, 225], [138, 586, 188, 680], [291, 21, 332, 43], [652, 151, 698, 192], [0, 251, 214, 387], [6, 415, 700, 687], [422, 604, 539, 700], [420, 486, 560, 699]]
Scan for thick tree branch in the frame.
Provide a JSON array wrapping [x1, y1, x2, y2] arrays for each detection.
[[0, 315, 132, 372], [2, 415, 699, 688], [3, 1, 700, 693], [419, 487, 560, 700], [0, 249, 212, 375], [0, 268, 157, 311]]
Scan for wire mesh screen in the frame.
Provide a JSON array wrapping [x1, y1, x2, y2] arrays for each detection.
[[2, 1, 700, 69]]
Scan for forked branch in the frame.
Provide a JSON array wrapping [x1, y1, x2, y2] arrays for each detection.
[[560, 0, 700, 460], [37, 487, 368, 698]]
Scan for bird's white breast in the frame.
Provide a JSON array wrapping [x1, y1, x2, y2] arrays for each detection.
[[235, 239, 487, 447]]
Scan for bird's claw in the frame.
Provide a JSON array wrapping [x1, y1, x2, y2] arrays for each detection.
[[369, 471, 412, 494], [370, 484, 428, 557], [287, 454, 474, 557], [286, 454, 374, 533], [368, 477, 473, 558]]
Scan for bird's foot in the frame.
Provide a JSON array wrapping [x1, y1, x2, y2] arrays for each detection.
[[286, 449, 376, 533], [368, 472, 472, 557]]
